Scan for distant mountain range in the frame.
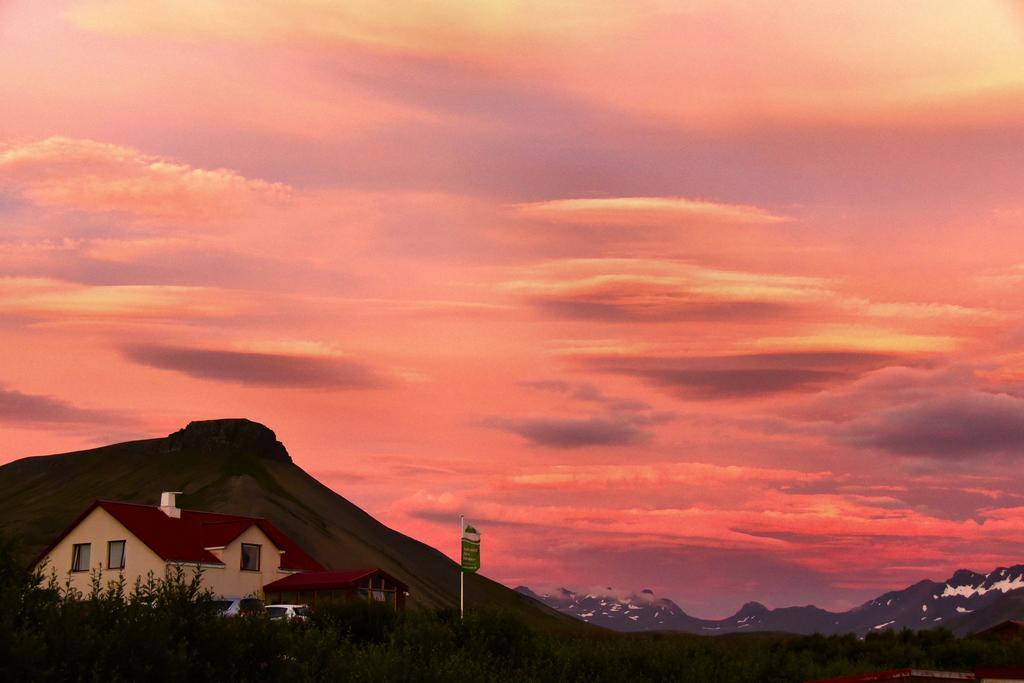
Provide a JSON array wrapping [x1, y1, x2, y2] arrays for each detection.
[[517, 566, 1024, 636]]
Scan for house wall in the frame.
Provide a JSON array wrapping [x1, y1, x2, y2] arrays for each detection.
[[34, 507, 167, 597], [203, 525, 295, 598]]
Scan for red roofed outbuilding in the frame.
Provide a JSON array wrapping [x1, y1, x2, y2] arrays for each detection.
[[264, 569, 408, 608]]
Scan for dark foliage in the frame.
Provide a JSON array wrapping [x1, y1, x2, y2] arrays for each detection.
[[1, 538, 1023, 682]]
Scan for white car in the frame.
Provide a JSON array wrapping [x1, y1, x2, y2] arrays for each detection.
[[266, 604, 310, 621], [211, 597, 265, 616]]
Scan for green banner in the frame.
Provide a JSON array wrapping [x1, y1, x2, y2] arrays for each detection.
[[461, 524, 480, 573]]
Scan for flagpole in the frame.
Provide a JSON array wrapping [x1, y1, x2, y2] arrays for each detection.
[[460, 514, 465, 621]]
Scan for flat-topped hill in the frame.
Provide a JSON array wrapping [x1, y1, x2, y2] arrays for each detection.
[[0, 419, 572, 626]]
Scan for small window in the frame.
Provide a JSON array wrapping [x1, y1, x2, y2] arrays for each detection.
[[71, 543, 91, 572], [240, 543, 261, 571], [107, 540, 126, 570]]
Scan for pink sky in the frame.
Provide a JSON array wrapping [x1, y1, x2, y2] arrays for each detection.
[[4, 0, 1024, 616]]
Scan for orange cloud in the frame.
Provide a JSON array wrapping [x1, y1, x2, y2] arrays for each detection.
[[67, 0, 1024, 128], [507, 462, 832, 489], [395, 477, 1023, 579], [0, 137, 289, 221], [503, 258, 828, 322], [0, 277, 254, 319], [67, 0, 560, 58], [513, 197, 791, 227], [750, 326, 960, 354]]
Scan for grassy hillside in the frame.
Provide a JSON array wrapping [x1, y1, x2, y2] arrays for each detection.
[[0, 419, 573, 627]]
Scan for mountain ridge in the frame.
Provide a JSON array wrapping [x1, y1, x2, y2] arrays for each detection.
[[518, 563, 1024, 636]]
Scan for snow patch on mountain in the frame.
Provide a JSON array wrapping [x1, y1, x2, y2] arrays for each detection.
[[941, 571, 1024, 598]]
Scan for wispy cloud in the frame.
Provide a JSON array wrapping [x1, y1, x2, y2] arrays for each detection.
[[579, 351, 903, 400], [752, 326, 960, 354], [0, 137, 289, 222], [67, 0, 573, 58], [66, 1, 1024, 130], [0, 385, 119, 425], [486, 379, 673, 448], [0, 277, 254, 320], [504, 258, 825, 322], [513, 197, 791, 227], [518, 378, 651, 411], [506, 462, 832, 490], [121, 343, 387, 389], [481, 414, 655, 449]]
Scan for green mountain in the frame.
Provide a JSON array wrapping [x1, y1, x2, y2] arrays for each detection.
[[0, 418, 567, 624]]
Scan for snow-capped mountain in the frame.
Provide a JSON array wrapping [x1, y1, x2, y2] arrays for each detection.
[[516, 564, 1024, 636], [514, 586, 705, 632]]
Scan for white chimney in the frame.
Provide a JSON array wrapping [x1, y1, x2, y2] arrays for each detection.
[[159, 491, 183, 518]]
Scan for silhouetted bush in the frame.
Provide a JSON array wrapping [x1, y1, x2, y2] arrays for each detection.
[[309, 599, 399, 644]]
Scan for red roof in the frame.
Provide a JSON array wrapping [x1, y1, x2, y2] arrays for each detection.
[[263, 569, 407, 593], [34, 500, 324, 572]]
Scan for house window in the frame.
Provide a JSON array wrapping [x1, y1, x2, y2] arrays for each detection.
[[241, 543, 261, 571], [71, 543, 91, 572], [107, 540, 126, 570], [358, 577, 397, 607]]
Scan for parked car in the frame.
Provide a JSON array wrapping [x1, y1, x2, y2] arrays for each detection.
[[210, 597, 265, 616], [266, 604, 310, 621]]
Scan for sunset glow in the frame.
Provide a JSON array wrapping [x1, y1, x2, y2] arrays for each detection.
[[4, 0, 1024, 616]]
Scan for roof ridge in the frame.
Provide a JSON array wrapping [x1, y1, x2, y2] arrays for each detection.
[[98, 500, 268, 521], [189, 511, 266, 520], [199, 518, 262, 525], [97, 499, 155, 508]]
